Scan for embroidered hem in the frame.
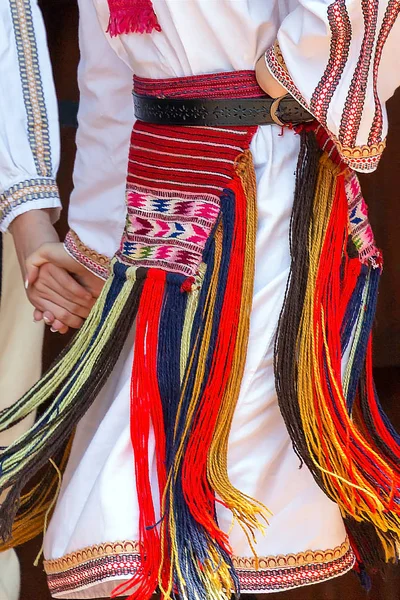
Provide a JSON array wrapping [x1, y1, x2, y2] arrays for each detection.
[[0, 178, 60, 231], [265, 40, 385, 173], [64, 230, 110, 280], [44, 538, 355, 596]]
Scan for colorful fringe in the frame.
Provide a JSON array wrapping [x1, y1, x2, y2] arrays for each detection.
[[275, 126, 400, 569], [0, 70, 399, 600], [0, 73, 269, 599], [0, 263, 144, 540], [0, 435, 73, 551]]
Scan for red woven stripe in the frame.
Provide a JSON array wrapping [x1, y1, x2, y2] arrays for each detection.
[[134, 121, 249, 144], [129, 120, 256, 196], [129, 152, 235, 178], [134, 70, 266, 99], [129, 166, 229, 187], [127, 175, 223, 196], [131, 143, 235, 161], [132, 137, 243, 161]]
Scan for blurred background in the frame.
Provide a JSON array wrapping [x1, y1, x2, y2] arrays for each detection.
[[16, 0, 400, 598]]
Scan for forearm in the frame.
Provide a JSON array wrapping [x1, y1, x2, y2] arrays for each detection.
[[255, 55, 288, 98], [9, 209, 59, 279], [263, 0, 400, 172]]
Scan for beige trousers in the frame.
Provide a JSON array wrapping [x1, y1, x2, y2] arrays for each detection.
[[0, 233, 44, 600]]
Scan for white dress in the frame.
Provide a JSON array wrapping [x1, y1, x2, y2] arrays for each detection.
[[0, 0, 59, 597], [1, 0, 400, 598]]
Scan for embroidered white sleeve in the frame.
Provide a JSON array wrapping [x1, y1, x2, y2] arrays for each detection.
[[64, 0, 134, 275], [265, 0, 400, 173], [0, 0, 61, 232]]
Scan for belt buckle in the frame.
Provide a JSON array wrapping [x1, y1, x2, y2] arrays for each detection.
[[270, 93, 290, 127]]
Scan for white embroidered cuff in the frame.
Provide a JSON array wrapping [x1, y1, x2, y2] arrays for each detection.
[[265, 41, 386, 173], [64, 229, 111, 280], [0, 178, 61, 233]]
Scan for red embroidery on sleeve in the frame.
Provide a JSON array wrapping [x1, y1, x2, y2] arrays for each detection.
[[368, 0, 400, 145], [310, 0, 351, 125], [339, 0, 379, 146]]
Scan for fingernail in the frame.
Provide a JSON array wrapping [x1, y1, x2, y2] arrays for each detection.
[[50, 327, 58, 333], [43, 316, 51, 324], [24, 279, 29, 290], [33, 318, 41, 323]]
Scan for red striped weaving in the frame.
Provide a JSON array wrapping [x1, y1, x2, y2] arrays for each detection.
[[117, 71, 262, 276]]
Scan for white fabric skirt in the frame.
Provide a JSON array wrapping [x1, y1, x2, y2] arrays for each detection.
[[43, 127, 355, 598]]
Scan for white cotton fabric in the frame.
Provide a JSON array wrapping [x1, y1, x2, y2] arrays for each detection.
[[0, 549, 20, 600], [0, 0, 61, 231]]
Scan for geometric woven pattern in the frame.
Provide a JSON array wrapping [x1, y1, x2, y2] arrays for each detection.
[[117, 71, 261, 277], [345, 170, 381, 264], [64, 229, 110, 280], [0, 178, 58, 226], [120, 188, 220, 276], [44, 539, 355, 596]]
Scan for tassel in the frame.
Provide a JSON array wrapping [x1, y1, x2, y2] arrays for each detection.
[[356, 338, 400, 473], [107, 115, 261, 599], [158, 272, 189, 472], [298, 160, 398, 524], [155, 154, 269, 600], [157, 271, 190, 594], [346, 515, 398, 573], [275, 138, 400, 563], [0, 261, 144, 541], [0, 435, 72, 551], [274, 129, 322, 465], [106, 0, 161, 36], [160, 228, 237, 600], [340, 260, 365, 358], [112, 269, 168, 600], [207, 151, 271, 554]]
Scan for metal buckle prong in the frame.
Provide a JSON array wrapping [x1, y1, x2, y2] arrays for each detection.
[[270, 94, 290, 127]]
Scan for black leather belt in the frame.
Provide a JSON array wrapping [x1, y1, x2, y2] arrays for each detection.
[[133, 93, 314, 127]]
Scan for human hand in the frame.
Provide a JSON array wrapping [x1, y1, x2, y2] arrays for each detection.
[[26, 242, 104, 299], [28, 260, 96, 334], [10, 209, 60, 274], [26, 242, 105, 334], [255, 54, 288, 98]]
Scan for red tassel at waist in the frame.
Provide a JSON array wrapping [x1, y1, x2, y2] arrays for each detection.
[[107, 0, 161, 36]]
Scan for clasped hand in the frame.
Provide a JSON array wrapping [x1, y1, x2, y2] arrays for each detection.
[[26, 242, 104, 334], [11, 210, 104, 334]]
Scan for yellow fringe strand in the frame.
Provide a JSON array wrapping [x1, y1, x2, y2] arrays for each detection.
[[180, 263, 207, 382], [0, 264, 137, 508], [297, 154, 400, 546], [208, 150, 271, 559], [0, 435, 73, 552]]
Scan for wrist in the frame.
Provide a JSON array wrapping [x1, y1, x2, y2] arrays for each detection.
[[10, 209, 60, 276], [256, 53, 288, 98]]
